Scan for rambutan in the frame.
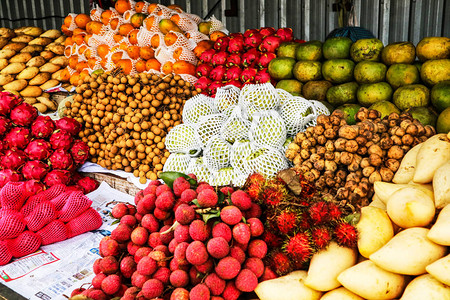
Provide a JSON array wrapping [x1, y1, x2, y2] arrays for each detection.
[[261, 231, 282, 248], [267, 250, 292, 276], [284, 232, 313, 264], [259, 179, 287, 206], [245, 173, 265, 201], [298, 212, 311, 230], [308, 201, 330, 225], [310, 226, 332, 249], [276, 210, 297, 235], [334, 222, 358, 248], [327, 202, 342, 221]]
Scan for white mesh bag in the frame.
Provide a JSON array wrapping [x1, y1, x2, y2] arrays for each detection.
[[136, 27, 154, 47], [182, 94, 217, 125], [220, 106, 251, 143], [90, 6, 103, 22], [249, 110, 287, 149], [186, 157, 211, 183], [144, 15, 162, 32], [208, 15, 227, 33], [171, 13, 198, 32], [305, 100, 331, 127], [185, 13, 203, 25], [204, 135, 231, 171], [196, 114, 226, 148], [276, 88, 294, 106], [155, 46, 174, 66], [170, 46, 197, 65], [239, 83, 280, 112], [215, 85, 241, 113], [184, 30, 210, 43], [209, 167, 236, 187], [279, 96, 315, 136], [156, 5, 176, 18], [221, 104, 237, 119], [283, 137, 294, 153], [166, 31, 197, 50], [230, 140, 252, 176], [66, 13, 78, 31], [162, 153, 191, 173], [243, 147, 289, 178], [165, 124, 201, 155]]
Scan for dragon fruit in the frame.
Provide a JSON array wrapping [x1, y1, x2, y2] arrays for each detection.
[[0, 141, 7, 156], [225, 66, 243, 81], [257, 52, 277, 68], [199, 49, 216, 64], [49, 149, 73, 170], [240, 67, 258, 83], [25, 139, 52, 160], [31, 115, 56, 139], [214, 36, 230, 52], [196, 63, 213, 77], [210, 65, 227, 81], [244, 29, 259, 38], [228, 79, 243, 89], [5, 127, 31, 149], [23, 180, 46, 198], [22, 160, 50, 180], [49, 130, 74, 150], [225, 53, 242, 67], [70, 140, 89, 165], [194, 77, 212, 92], [0, 116, 11, 136], [227, 36, 245, 53], [211, 51, 228, 66], [10, 103, 38, 127], [255, 68, 271, 83], [44, 170, 71, 186], [244, 32, 263, 49], [207, 81, 223, 96], [0, 149, 27, 170], [0, 169, 22, 188], [276, 28, 294, 42], [242, 48, 261, 67], [260, 35, 282, 52], [0, 92, 22, 116], [76, 176, 99, 194], [259, 27, 277, 37], [55, 117, 82, 136]]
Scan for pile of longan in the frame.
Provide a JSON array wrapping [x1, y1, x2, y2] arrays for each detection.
[[64, 71, 200, 184]]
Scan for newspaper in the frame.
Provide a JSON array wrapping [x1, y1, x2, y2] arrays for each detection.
[[0, 182, 134, 300]]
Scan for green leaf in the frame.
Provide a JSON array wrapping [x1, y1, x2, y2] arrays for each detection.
[[111, 219, 120, 225], [158, 171, 191, 189], [192, 199, 201, 207], [241, 216, 247, 224], [344, 212, 360, 225], [202, 210, 221, 223], [217, 191, 226, 205]]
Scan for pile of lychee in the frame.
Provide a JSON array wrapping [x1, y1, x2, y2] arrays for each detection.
[[70, 173, 271, 299]]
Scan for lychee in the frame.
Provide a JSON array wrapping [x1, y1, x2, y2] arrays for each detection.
[[111, 203, 128, 219], [212, 222, 232, 243], [235, 269, 258, 292], [93, 258, 101, 274], [244, 202, 262, 219], [195, 257, 214, 274], [189, 219, 210, 242], [220, 206, 242, 225], [196, 182, 214, 194], [174, 224, 191, 243], [131, 271, 151, 288], [222, 281, 241, 300], [189, 266, 203, 285], [174, 242, 190, 266], [169, 239, 180, 254], [156, 184, 171, 196], [134, 246, 152, 263], [134, 190, 144, 205], [155, 191, 175, 211], [230, 190, 252, 210], [215, 256, 241, 280], [169, 269, 189, 287], [173, 177, 191, 197], [220, 186, 234, 195], [87, 288, 108, 300], [190, 283, 210, 300], [260, 266, 278, 281], [152, 266, 170, 285], [197, 189, 218, 208], [170, 287, 189, 300], [175, 203, 195, 225], [100, 274, 121, 295], [206, 237, 229, 259], [139, 193, 157, 213], [141, 278, 164, 299], [247, 218, 264, 237], [99, 236, 120, 257], [232, 222, 251, 245], [179, 189, 197, 204], [186, 240, 209, 266], [159, 224, 174, 244], [143, 184, 157, 196], [141, 214, 159, 232], [154, 244, 170, 256], [154, 207, 171, 220], [247, 239, 267, 258], [148, 232, 163, 248], [137, 256, 157, 276], [127, 241, 140, 256], [229, 245, 246, 264], [120, 255, 136, 278], [120, 214, 137, 227], [243, 257, 264, 278], [148, 250, 167, 267], [204, 272, 226, 296], [100, 256, 119, 274], [130, 226, 149, 246], [110, 223, 132, 243], [92, 272, 107, 289]]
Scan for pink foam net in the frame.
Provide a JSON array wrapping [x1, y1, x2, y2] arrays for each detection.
[[0, 241, 12, 266], [66, 208, 102, 239], [0, 212, 26, 239], [24, 201, 57, 232], [0, 182, 27, 211], [57, 191, 92, 222], [6, 230, 41, 258], [36, 220, 68, 246], [50, 191, 72, 211], [21, 184, 66, 217]]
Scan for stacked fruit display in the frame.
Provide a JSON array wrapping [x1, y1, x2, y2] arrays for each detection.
[[0, 91, 97, 191], [62, 1, 226, 84], [63, 71, 199, 184], [194, 27, 302, 96], [269, 36, 450, 132], [70, 173, 269, 299], [0, 182, 103, 266], [0, 27, 69, 113], [163, 83, 330, 186]]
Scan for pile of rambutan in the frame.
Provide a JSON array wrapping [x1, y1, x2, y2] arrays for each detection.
[[243, 170, 358, 276]]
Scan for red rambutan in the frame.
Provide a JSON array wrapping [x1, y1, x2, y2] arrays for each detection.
[[267, 250, 292, 276], [334, 222, 358, 248], [310, 226, 332, 249], [327, 202, 342, 221], [276, 210, 297, 235], [261, 231, 282, 248], [284, 232, 313, 264], [260, 179, 287, 206], [308, 201, 330, 225], [245, 173, 265, 201], [298, 212, 311, 230]]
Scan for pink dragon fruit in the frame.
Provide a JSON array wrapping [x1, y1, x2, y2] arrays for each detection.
[[255, 68, 271, 83], [225, 53, 242, 67], [227, 36, 245, 53], [196, 63, 213, 77], [207, 81, 223, 96], [259, 35, 282, 52], [22, 160, 50, 180], [194, 77, 212, 92], [24, 139, 53, 160], [228, 79, 243, 89], [70, 140, 89, 165], [210, 65, 227, 81], [0, 169, 22, 188], [242, 48, 261, 67], [211, 51, 228, 66], [49, 130, 74, 150], [259, 27, 277, 37], [76, 176, 99, 194], [257, 52, 277, 68], [0, 141, 7, 156], [0, 92, 22, 116], [23, 180, 46, 198], [199, 49, 216, 64], [44, 170, 71, 187], [225, 66, 242, 81], [244, 32, 263, 49], [49, 149, 73, 170], [0, 116, 11, 136], [31, 115, 56, 139], [229, 32, 244, 39], [294, 38, 306, 44], [10, 103, 38, 127], [1, 149, 27, 170], [5, 127, 31, 149], [244, 29, 259, 38], [240, 67, 258, 83], [55, 117, 82, 137], [213, 36, 230, 52], [276, 27, 294, 42]]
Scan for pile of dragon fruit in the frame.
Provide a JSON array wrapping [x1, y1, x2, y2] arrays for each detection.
[[194, 27, 303, 96], [0, 91, 97, 192], [0, 182, 103, 265]]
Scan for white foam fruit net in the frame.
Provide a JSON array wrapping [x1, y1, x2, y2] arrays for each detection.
[[230, 140, 252, 176], [215, 85, 240, 113], [220, 106, 251, 143], [276, 88, 293, 106], [208, 15, 226, 33], [239, 83, 280, 112], [280, 96, 316, 136], [204, 135, 231, 171], [249, 110, 286, 149], [305, 100, 331, 127], [165, 124, 201, 155], [182, 94, 217, 125], [196, 114, 225, 148], [162, 153, 191, 173], [186, 157, 211, 182], [209, 167, 236, 187], [244, 147, 289, 178]]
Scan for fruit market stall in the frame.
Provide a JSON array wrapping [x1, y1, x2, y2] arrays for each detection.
[[0, 0, 449, 299]]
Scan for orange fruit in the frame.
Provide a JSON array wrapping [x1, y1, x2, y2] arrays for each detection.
[[87, 57, 100, 69], [119, 42, 128, 51], [110, 18, 120, 30], [69, 55, 79, 69], [60, 68, 71, 82], [64, 15, 73, 27], [209, 31, 227, 42], [86, 21, 103, 34], [115, 0, 131, 14], [79, 70, 90, 82], [140, 46, 154, 60], [73, 33, 86, 46], [72, 28, 87, 36], [61, 24, 72, 36], [90, 8, 100, 19], [84, 34, 92, 45], [97, 44, 110, 59], [64, 36, 73, 46], [78, 45, 88, 55], [130, 13, 146, 28], [193, 40, 214, 58], [113, 34, 124, 43], [101, 10, 113, 25], [84, 48, 92, 59], [75, 14, 91, 29], [70, 71, 80, 85], [146, 58, 161, 72], [161, 61, 173, 74], [111, 51, 124, 64], [116, 58, 132, 74], [126, 45, 140, 60], [172, 47, 183, 60], [172, 60, 195, 76], [164, 32, 178, 47], [134, 1, 145, 13], [167, 4, 183, 13], [170, 14, 181, 25], [75, 61, 88, 73], [64, 46, 72, 57], [100, 59, 108, 69], [147, 3, 158, 14], [145, 16, 156, 31], [150, 34, 160, 48], [118, 23, 134, 36], [135, 59, 147, 73], [128, 29, 139, 45]]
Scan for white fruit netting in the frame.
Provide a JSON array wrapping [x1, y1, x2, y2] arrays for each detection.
[[162, 153, 191, 173], [164, 83, 330, 186], [164, 124, 201, 156]]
